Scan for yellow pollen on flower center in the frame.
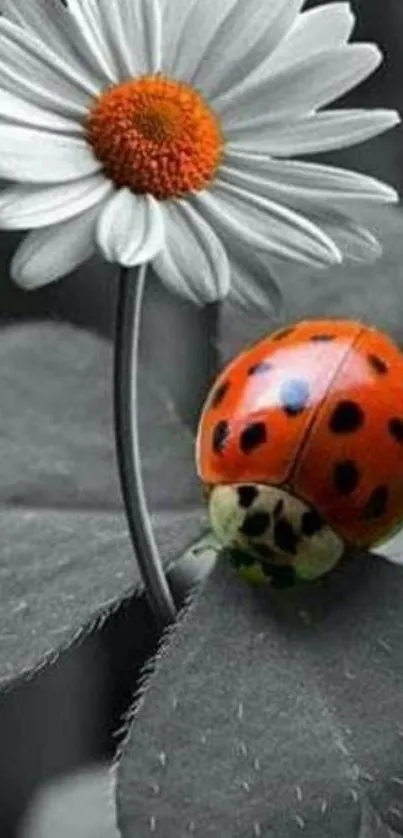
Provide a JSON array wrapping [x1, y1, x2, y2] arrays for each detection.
[[85, 75, 224, 200]]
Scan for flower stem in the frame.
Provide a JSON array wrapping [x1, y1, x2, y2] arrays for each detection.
[[114, 265, 177, 629]]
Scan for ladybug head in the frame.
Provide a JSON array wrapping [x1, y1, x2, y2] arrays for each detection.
[[208, 483, 345, 582]]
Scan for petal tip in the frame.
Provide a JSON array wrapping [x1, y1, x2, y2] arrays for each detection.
[[368, 177, 400, 205], [331, 246, 343, 266], [10, 257, 38, 291], [389, 109, 402, 128], [318, 236, 343, 268], [363, 41, 384, 72], [336, 2, 357, 37], [385, 187, 400, 204]]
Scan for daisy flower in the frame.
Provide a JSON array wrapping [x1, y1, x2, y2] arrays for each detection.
[[0, 0, 399, 306]]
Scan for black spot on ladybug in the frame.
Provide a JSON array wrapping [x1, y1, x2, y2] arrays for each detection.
[[333, 460, 360, 495], [240, 512, 271, 538], [309, 334, 335, 342], [274, 499, 284, 518], [261, 560, 276, 577], [329, 400, 364, 434], [367, 354, 388, 375], [253, 543, 274, 560], [301, 509, 323, 537], [229, 548, 255, 569], [389, 417, 403, 444], [362, 485, 389, 520], [212, 420, 230, 454], [280, 379, 310, 416], [248, 360, 273, 376], [273, 519, 298, 555], [272, 326, 295, 341], [240, 422, 267, 453], [237, 485, 258, 509], [210, 380, 230, 408], [264, 564, 297, 589]]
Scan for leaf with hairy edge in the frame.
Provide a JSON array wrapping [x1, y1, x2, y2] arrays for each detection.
[[116, 552, 403, 838], [0, 321, 207, 686]]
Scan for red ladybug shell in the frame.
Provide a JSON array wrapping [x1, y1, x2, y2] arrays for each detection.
[[196, 319, 403, 550]]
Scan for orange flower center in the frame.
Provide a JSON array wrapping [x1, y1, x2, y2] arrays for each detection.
[[85, 74, 224, 201]]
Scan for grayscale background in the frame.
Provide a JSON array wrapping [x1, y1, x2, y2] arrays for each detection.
[[0, 1, 402, 837]]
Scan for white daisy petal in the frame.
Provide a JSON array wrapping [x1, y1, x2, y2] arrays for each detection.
[[177, 0, 303, 99], [216, 163, 390, 266], [311, 210, 382, 263], [96, 0, 162, 77], [220, 157, 398, 206], [1, 0, 118, 85], [0, 0, 398, 306], [227, 109, 400, 157], [152, 201, 231, 304], [0, 89, 82, 136], [161, 0, 236, 80], [0, 18, 98, 117], [11, 203, 104, 289], [96, 189, 165, 267], [0, 0, 75, 63], [0, 176, 112, 230], [267, 211, 382, 284], [0, 17, 100, 99], [226, 243, 284, 313], [59, 0, 121, 84], [267, 2, 356, 74], [0, 128, 100, 184], [216, 44, 382, 124], [196, 181, 342, 268]]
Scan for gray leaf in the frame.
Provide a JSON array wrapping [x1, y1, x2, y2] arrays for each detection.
[[117, 553, 403, 838], [358, 799, 403, 838], [0, 321, 206, 686]]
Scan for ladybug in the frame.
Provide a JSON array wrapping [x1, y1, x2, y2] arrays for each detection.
[[196, 319, 403, 587]]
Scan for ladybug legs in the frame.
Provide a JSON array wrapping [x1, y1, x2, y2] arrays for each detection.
[[208, 483, 345, 582]]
